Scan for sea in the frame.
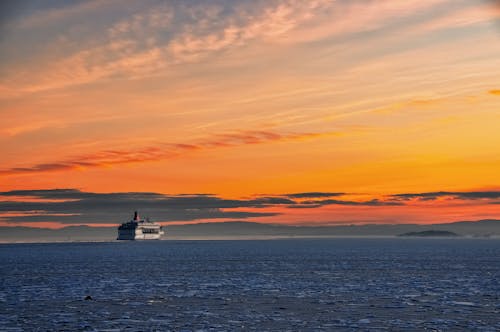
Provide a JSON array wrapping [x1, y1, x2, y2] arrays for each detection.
[[1, 238, 499, 331]]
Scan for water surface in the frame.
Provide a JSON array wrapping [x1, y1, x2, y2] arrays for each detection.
[[1, 238, 499, 331]]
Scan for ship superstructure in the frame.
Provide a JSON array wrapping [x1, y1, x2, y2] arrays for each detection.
[[117, 211, 164, 240]]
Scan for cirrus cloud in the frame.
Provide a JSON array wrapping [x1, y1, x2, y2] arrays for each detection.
[[0, 129, 337, 176]]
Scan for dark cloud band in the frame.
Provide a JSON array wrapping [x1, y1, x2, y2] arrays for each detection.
[[1, 189, 499, 225], [391, 191, 500, 200]]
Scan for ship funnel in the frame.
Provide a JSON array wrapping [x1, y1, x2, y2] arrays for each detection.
[[134, 211, 139, 221]]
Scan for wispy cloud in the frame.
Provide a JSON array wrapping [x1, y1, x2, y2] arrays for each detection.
[[13, 0, 120, 29], [411, 2, 500, 34], [285, 192, 345, 199], [1, 1, 332, 96], [291, 199, 403, 208], [391, 191, 500, 201], [1, 0, 470, 97], [0, 129, 335, 176]]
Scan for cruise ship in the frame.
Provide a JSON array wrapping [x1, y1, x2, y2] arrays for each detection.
[[117, 211, 164, 240]]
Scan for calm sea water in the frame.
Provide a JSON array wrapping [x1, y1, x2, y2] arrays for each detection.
[[0, 238, 499, 331]]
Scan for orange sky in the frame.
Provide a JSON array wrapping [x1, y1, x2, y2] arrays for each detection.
[[0, 0, 499, 227]]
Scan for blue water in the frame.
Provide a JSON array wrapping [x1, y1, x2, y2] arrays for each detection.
[[1, 238, 499, 331]]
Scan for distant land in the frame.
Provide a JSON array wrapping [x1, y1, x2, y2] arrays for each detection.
[[398, 230, 460, 237], [0, 219, 499, 243]]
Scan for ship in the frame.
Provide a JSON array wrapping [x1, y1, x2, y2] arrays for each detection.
[[117, 211, 164, 240]]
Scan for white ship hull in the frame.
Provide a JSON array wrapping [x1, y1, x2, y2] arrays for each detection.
[[117, 228, 164, 240], [117, 211, 164, 240]]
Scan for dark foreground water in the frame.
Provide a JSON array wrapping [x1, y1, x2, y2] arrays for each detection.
[[0, 238, 499, 331]]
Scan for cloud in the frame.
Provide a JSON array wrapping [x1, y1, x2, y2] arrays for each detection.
[[0, 189, 283, 224], [0, 188, 402, 225], [3, 188, 499, 225], [0, 129, 334, 176], [286, 190, 500, 208], [1, 1, 332, 96], [286, 204, 323, 209], [391, 191, 500, 201], [295, 199, 403, 207], [0, 0, 458, 97], [14, 0, 120, 29], [371, 97, 444, 115], [248, 197, 296, 206], [286, 192, 345, 199], [0, 188, 164, 200], [412, 2, 500, 34]]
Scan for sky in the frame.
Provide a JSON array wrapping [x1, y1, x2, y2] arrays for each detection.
[[1, 0, 499, 228]]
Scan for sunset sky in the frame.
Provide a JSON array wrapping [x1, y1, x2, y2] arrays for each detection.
[[1, 0, 499, 228]]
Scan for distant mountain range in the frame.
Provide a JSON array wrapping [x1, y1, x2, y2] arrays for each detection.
[[0, 219, 499, 243], [398, 230, 460, 237]]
